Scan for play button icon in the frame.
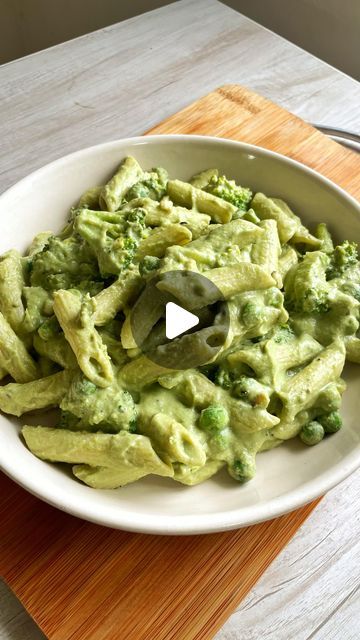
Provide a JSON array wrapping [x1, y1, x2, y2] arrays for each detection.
[[130, 270, 230, 370], [165, 302, 199, 340]]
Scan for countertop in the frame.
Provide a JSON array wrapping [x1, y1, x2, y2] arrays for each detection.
[[0, 1, 359, 638]]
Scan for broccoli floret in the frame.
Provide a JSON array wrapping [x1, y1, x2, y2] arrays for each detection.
[[286, 286, 329, 314], [285, 252, 330, 314], [302, 287, 330, 314], [328, 241, 359, 279], [319, 411, 342, 434], [205, 175, 252, 213], [74, 207, 148, 276], [115, 208, 147, 271], [139, 255, 161, 278], [126, 167, 168, 202], [30, 235, 100, 291], [61, 373, 137, 433], [75, 377, 97, 395], [300, 421, 325, 446], [126, 208, 146, 225], [125, 183, 149, 200], [116, 237, 137, 270], [199, 405, 229, 433], [228, 450, 256, 482]]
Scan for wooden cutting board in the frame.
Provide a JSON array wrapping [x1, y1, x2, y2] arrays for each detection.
[[1, 85, 359, 640]]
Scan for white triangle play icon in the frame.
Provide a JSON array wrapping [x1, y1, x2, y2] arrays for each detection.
[[165, 302, 199, 340]]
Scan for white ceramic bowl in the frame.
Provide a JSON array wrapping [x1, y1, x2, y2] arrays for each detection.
[[1, 135, 359, 534]]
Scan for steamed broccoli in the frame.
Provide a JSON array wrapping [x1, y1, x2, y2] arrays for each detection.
[[204, 175, 252, 214], [75, 378, 97, 395], [327, 241, 359, 279], [30, 235, 100, 291], [125, 167, 168, 202], [284, 251, 330, 314], [273, 324, 295, 344], [60, 373, 138, 433], [302, 288, 329, 314], [74, 207, 148, 276]]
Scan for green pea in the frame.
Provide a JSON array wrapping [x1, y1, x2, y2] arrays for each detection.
[[139, 255, 161, 277], [228, 450, 256, 482], [199, 405, 229, 433], [300, 421, 325, 446], [319, 411, 342, 434], [316, 383, 341, 413]]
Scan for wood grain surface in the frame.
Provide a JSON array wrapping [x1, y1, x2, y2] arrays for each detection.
[[0, 475, 320, 640], [1, 84, 359, 640], [148, 84, 360, 197]]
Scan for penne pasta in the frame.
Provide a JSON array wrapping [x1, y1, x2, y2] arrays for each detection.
[[168, 179, 237, 223], [53, 289, 113, 387], [78, 185, 103, 209], [0, 250, 25, 333], [100, 156, 143, 211], [136, 223, 192, 259], [0, 311, 38, 382], [0, 370, 73, 416]]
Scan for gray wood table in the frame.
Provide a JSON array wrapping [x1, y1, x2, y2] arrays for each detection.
[[0, 1, 359, 638]]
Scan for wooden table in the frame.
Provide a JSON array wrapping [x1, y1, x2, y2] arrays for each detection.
[[0, 1, 359, 638]]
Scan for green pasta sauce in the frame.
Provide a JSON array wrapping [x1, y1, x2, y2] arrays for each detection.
[[0, 156, 359, 490]]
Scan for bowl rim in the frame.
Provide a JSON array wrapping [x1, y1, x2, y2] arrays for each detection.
[[0, 133, 359, 535]]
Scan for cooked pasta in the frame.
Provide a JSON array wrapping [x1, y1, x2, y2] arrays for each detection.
[[0, 155, 358, 489]]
